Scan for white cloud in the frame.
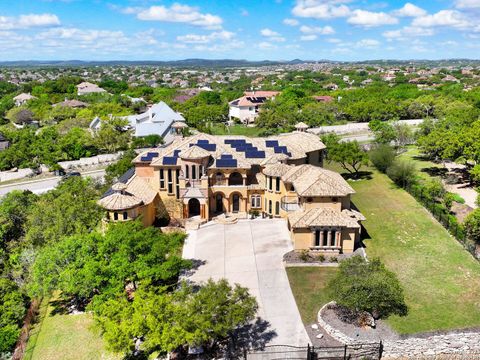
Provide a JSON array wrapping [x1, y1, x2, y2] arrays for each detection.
[[355, 38, 380, 48], [326, 38, 342, 43], [300, 34, 317, 41], [261, 28, 280, 37], [455, 0, 480, 9], [292, 0, 351, 19], [260, 28, 285, 42], [393, 3, 427, 17], [136, 3, 223, 29], [412, 10, 470, 29], [383, 26, 434, 39], [283, 18, 299, 26], [176, 30, 235, 44], [299, 25, 335, 35], [0, 13, 60, 30], [257, 41, 277, 50], [347, 10, 398, 27]]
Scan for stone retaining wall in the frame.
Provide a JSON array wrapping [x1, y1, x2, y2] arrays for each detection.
[[58, 152, 122, 169], [317, 302, 480, 359], [0, 168, 34, 182]]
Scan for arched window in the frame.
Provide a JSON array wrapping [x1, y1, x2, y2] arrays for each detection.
[[199, 165, 203, 177], [268, 200, 272, 214], [185, 165, 190, 179], [275, 201, 280, 215], [113, 212, 118, 220], [192, 165, 196, 180], [123, 212, 128, 220], [228, 172, 243, 186]]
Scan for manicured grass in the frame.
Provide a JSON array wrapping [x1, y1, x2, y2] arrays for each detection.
[[344, 167, 480, 334], [24, 295, 120, 360], [398, 145, 444, 182], [287, 267, 338, 324], [209, 124, 264, 137]]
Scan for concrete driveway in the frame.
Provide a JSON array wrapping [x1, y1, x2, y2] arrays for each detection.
[[182, 219, 309, 347]]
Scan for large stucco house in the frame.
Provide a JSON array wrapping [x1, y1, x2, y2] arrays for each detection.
[[98, 130, 365, 254], [228, 91, 279, 124]]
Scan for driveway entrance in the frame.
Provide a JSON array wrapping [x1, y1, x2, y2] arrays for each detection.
[[182, 219, 309, 347]]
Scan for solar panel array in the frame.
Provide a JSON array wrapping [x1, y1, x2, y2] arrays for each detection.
[[265, 140, 279, 148], [190, 139, 216, 152], [162, 150, 179, 165], [272, 146, 292, 156], [216, 154, 237, 168], [140, 151, 159, 162]]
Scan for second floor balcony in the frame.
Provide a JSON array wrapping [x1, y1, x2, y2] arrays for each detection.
[[281, 196, 301, 212]]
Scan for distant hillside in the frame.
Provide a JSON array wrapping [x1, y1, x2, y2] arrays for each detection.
[[0, 58, 479, 68], [0, 59, 313, 68]]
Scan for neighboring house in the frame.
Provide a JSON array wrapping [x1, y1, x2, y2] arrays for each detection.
[[90, 101, 185, 143], [0, 133, 10, 151], [52, 99, 88, 108], [76, 82, 107, 96], [313, 95, 334, 103], [229, 91, 280, 124], [323, 83, 339, 91], [98, 128, 365, 255], [13, 93, 37, 106]]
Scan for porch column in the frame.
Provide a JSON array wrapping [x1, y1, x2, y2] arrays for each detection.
[[319, 230, 324, 246], [183, 204, 188, 218], [327, 231, 332, 247], [244, 198, 248, 212], [200, 204, 205, 219]]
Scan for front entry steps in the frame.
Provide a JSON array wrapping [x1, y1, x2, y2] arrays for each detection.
[[184, 216, 207, 230]]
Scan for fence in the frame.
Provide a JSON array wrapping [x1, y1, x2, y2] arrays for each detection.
[[244, 343, 382, 360], [404, 183, 477, 257]]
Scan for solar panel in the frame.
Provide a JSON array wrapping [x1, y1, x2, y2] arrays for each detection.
[[147, 152, 159, 158], [221, 154, 233, 159], [163, 157, 178, 165], [173, 150, 181, 157], [140, 156, 151, 162], [197, 140, 209, 144], [216, 159, 237, 168], [266, 140, 279, 147], [224, 139, 235, 144], [245, 151, 266, 159], [196, 143, 216, 151], [274, 146, 288, 154]]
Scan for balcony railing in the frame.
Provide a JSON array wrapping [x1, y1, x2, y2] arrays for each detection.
[[281, 196, 301, 212]]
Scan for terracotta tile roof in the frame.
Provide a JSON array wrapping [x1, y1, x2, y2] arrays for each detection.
[[263, 163, 291, 177], [98, 174, 157, 211], [243, 91, 280, 97], [282, 165, 355, 197], [289, 207, 361, 229], [179, 145, 211, 159]]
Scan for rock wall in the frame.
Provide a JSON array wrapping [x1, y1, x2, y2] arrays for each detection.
[[317, 302, 480, 359], [58, 152, 122, 169], [0, 168, 34, 182]]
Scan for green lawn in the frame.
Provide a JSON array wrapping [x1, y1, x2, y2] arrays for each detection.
[[345, 167, 480, 334], [286, 267, 338, 324], [398, 145, 445, 182], [209, 124, 264, 137], [24, 295, 120, 360]]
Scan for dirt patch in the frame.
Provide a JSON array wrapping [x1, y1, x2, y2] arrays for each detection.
[[451, 202, 474, 224]]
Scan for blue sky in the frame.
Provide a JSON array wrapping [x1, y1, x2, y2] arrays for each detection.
[[0, 0, 479, 61]]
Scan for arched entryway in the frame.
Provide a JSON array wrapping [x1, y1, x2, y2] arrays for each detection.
[[188, 198, 200, 217], [215, 193, 224, 213], [232, 193, 241, 213], [228, 172, 243, 186]]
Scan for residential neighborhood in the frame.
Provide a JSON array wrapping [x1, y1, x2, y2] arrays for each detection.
[[1, 0, 480, 359]]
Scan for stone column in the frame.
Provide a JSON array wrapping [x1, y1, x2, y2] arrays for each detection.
[[319, 230, 324, 247], [327, 230, 332, 247]]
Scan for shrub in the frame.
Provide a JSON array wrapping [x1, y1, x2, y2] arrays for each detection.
[[327, 256, 407, 319], [423, 178, 445, 201], [369, 144, 396, 173], [316, 254, 326, 262], [299, 249, 311, 262], [386, 159, 417, 188], [464, 209, 480, 245]]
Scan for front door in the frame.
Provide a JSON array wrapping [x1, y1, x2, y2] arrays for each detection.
[[188, 198, 200, 217], [232, 194, 240, 213]]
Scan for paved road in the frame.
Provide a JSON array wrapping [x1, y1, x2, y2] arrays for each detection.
[[0, 169, 105, 197], [182, 219, 310, 347], [309, 119, 425, 135]]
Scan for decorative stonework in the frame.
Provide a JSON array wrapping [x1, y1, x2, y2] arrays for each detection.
[[317, 302, 480, 359]]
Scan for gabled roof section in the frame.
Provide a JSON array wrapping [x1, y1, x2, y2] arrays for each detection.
[[289, 207, 361, 229], [180, 145, 211, 160]]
